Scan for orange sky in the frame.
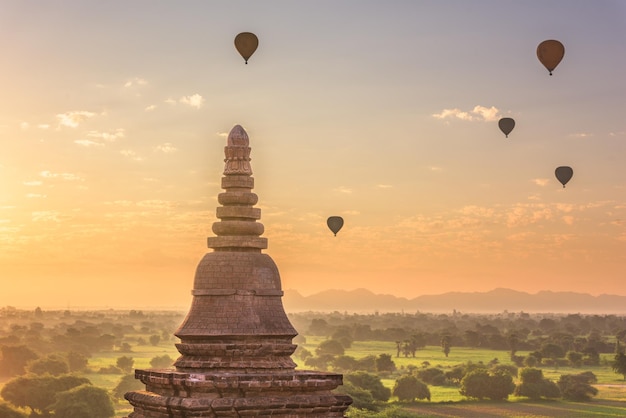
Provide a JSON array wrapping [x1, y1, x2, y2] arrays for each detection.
[[1, 1, 625, 308]]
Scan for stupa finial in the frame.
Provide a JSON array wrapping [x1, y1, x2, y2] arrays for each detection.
[[224, 125, 252, 175]]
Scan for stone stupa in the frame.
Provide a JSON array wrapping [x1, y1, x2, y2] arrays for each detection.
[[125, 125, 352, 417]]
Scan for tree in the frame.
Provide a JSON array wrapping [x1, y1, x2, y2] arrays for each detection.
[[332, 355, 359, 372], [52, 384, 114, 418], [0, 402, 27, 418], [26, 354, 69, 376], [392, 375, 430, 401], [557, 372, 598, 401], [612, 351, 626, 380], [67, 351, 89, 372], [416, 368, 447, 386], [0, 374, 90, 415], [566, 351, 583, 367], [441, 335, 451, 357], [514, 367, 560, 400], [540, 343, 565, 365], [0, 345, 39, 376], [149, 334, 161, 346], [116, 356, 134, 373], [375, 353, 396, 373], [345, 371, 391, 402], [150, 354, 174, 369], [316, 339, 344, 356], [460, 369, 514, 400], [113, 374, 144, 400], [336, 382, 376, 411]]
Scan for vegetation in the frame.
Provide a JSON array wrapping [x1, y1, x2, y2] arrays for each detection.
[[1, 307, 626, 417]]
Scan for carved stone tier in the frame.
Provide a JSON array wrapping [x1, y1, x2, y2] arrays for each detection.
[[125, 125, 351, 417]]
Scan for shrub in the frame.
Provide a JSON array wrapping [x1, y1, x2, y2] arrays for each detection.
[[392, 375, 430, 402], [558, 372, 598, 401]]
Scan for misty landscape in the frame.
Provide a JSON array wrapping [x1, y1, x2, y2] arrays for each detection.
[[2, 0, 626, 417]]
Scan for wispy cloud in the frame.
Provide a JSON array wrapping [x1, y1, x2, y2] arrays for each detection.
[[532, 178, 550, 186], [432, 105, 500, 122], [124, 77, 148, 88], [26, 193, 47, 198], [40, 171, 83, 181], [56, 111, 96, 128], [120, 150, 144, 161], [23, 180, 43, 186], [179, 94, 205, 109], [569, 132, 593, 138], [74, 139, 104, 147], [376, 184, 393, 189], [145, 105, 156, 111], [87, 129, 125, 142], [154, 143, 177, 153], [32, 211, 61, 222], [333, 186, 353, 194]]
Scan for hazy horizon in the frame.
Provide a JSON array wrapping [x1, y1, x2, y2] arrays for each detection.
[[1, 1, 625, 308]]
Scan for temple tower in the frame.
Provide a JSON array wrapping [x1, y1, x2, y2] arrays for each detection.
[[125, 125, 352, 417]]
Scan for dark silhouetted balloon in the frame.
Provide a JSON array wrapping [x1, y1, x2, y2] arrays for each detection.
[[327, 216, 344, 236], [498, 117, 515, 138], [555, 166, 573, 188], [537, 40, 565, 75], [234, 32, 258, 64]]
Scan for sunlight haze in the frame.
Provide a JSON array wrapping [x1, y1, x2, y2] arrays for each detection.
[[1, 1, 625, 308]]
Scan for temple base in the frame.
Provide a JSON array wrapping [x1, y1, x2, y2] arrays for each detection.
[[125, 369, 352, 417]]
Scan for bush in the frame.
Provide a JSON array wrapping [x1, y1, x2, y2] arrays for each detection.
[[514, 367, 560, 400], [113, 374, 144, 400], [392, 375, 430, 402], [150, 354, 174, 369], [558, 372, 598, 401], [345, 371, 391, 402], [0, 401, 27, 418], [416, 367, 447, 386], [460, 369, 514, 400]]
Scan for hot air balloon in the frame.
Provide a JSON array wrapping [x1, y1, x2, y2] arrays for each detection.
[[234, 32, 258, 64], [537, 40, 565, 75], [327, 216, 344, 237], [555, 166, 573, 188], [498, 117, 515, 138]]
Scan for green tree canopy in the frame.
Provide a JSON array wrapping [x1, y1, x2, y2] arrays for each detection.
[[116, 356, 134, 373], [53, 384, 114, 418], [0, 374, 90, 415], [557, 372, 598, 401], [315, 339, 344, 357], [345, 371, 391, 402], [392, 375, 430, 402], [113, 374, 144, 400], [612, 352, 626, 380], [0, 402, 27, 418], [26, 354, 69, 376], [460, 369, 515, 400], [0, 345, 38, 377], [150, 354, 174, 369]]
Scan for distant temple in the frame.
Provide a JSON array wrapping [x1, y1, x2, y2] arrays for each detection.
[[125, 125, 352, 417]]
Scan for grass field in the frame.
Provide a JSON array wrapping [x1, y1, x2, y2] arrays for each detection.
[[3, 336, 625, 417]]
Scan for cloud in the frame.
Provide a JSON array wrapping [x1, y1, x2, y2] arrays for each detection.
[[124, 77, 148, 88], [333, 186, 353, 194], [23, 180, 43, 186], [20, 122, 29, 130], [532, 178, 550, 186], [432, 105, 500, 122], [179, 94, 205, 109], [145, 105, 156, 111], [154, 143, 177, 153], [32, 211, 61, 222], [74, 139, 104, 147], [376, 184, 393, 189], [120, 150, 144, 161], [217, 132, 229, 137], [38, 124, 50, 129], [342, 210, 360, 215], [569, 132, 593, 138], [428, 166, 443, 172], [56, 111, 96, 128], [40, 171, 83, 181], [562, 215, 574, 225], [87, 129, 125, 142], [26, 193, 46, 198]]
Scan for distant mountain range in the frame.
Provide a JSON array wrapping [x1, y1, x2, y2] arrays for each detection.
[[282, 288, 626, 314]]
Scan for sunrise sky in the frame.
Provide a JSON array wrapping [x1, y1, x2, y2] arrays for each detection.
[[1, 1, 625, 308]]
